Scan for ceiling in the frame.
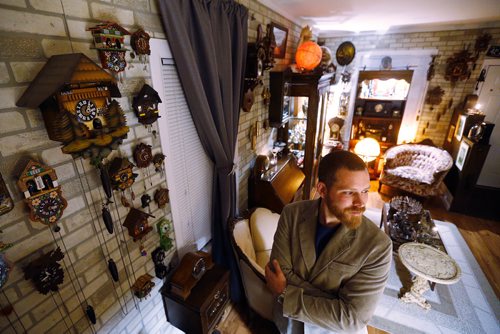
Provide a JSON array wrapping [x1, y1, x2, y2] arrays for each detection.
[[257, 0, 500, 37]]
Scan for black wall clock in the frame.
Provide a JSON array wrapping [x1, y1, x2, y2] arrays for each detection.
[[24, 247, 65, 295]]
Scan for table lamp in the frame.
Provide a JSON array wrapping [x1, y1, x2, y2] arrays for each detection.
[[354, 137, 380, 163]]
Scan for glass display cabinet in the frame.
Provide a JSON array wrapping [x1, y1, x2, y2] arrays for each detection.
[[350, 70, 413, 146], [349, 70, 413, 176], [269, 68, 335, 199]]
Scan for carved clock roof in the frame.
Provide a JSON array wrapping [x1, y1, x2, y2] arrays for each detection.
[[16, 53, 121, 109]]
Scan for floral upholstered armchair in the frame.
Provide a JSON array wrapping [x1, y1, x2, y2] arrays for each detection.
[[378, 144, 453, 197]]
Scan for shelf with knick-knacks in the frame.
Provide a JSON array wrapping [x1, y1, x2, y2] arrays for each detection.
[[350, 70, 413, 148]]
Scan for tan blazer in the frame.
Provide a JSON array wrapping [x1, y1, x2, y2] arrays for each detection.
[[270, 199, 392, 334]]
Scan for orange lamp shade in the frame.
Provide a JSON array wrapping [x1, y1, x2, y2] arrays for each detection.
[[295, 41, 322, 71]]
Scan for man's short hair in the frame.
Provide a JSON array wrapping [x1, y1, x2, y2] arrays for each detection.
[[318, 150, 367, 187]]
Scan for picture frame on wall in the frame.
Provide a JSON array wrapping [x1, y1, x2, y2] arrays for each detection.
[[447, 124, 456, 143], [270, 22, 288, 59], [455, 115, 467, 141], [455, 140, 470, 171]]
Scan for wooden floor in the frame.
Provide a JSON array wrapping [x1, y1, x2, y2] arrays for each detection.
[[217, 181, 500, 334]]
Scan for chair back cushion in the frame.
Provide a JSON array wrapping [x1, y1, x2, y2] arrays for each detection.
[[232, 218, 257, 262], [250, 207, 280, 268]]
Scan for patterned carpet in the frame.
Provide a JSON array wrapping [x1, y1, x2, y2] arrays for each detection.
[[364, 209, 500, 334]]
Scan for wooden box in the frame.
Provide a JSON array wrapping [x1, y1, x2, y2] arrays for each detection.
[[162, 265, 229, 334]]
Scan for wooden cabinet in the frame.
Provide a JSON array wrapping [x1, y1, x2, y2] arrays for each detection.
[[248, 155, 305, 213], [269, 69, 334, 199], [443, 137, 491, 214], [162, 265, 229, 334], [350, 70, 413, 149]]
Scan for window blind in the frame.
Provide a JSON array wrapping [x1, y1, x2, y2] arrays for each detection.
[[154, 51, 213, 253]]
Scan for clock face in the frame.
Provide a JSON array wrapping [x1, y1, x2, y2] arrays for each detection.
[[35, 263, 64, 294], [35, 195, 63, 219], [192, 257, 206, 280], [75, 99, 98, 122]]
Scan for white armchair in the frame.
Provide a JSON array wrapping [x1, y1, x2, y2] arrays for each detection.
[[229, 207, 280, 321]]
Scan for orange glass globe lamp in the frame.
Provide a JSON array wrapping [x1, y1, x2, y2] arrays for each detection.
[[295, 41, 322, 71]]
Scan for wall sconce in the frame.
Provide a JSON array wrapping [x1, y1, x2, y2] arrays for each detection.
[[354, 138, 380, 163]]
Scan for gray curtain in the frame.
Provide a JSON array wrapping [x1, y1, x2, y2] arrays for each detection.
[[158, 0, 248, 301]]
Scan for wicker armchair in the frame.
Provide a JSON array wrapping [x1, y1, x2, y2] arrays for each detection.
[[378, 144, 453, 197]]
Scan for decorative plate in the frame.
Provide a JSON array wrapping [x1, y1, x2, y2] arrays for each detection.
[[336, 41, 356, 66]]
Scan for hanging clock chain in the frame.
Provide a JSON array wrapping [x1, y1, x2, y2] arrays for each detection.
[[49, 228, 97, 334], [74, 159, 129, 316], [49, 291, 74, 333], [1, 290, 27, 333]]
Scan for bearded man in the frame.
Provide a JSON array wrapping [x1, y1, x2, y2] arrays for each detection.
[[265, 150, 392, 334]]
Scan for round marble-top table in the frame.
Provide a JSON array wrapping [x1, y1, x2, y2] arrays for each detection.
[[398, 242, 461, 310]]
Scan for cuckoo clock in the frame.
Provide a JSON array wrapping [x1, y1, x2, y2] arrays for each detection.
[[132, 84, 162, 126], [131, 273, 155, 299], [17, 160, 67, 225], [154, 187, 169, 208], [107, 157, 138, 191], [87, 22, 130, 74], [16, 53, 129, 165], [131, 28, 151, 62], [24, 247, 65, 295], [156, 218, 173, 251], [133, 143, 153, 168], [0, 173, 14, 216], [445, 49, 475, 83], [153, 153, 165, 174], [122, 207, 154, 242]]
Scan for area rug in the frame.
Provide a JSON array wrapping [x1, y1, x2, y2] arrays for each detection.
[[364, 209, 500, 334]]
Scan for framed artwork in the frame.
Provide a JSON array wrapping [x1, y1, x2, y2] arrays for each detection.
[[270, 22, 288, 59], [447, 125, 456, 143], [455, 115, 466, 141], [455, 140, 470, 171]]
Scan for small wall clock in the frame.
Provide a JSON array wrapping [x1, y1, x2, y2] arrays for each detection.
[[17, 160, 67, 225], [154, 187, 169, 208], [132, 84, 162, 126], [122, 207, 154, 242], [24, 247, 65, 295], [131, 28, 151, 63], [107, 157, 138, 191], [88, 22, 130, 74], [131, 273, 155, 299], [134, 143, 153, 168]]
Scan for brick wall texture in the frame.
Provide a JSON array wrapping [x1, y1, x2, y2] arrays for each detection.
[[1, 0, 498, 333]]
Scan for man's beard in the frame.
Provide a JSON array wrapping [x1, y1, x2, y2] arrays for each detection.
[[332, 205, 365, 230]]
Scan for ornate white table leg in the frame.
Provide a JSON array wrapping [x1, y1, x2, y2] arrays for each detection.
[[400, 275, 431, 310]]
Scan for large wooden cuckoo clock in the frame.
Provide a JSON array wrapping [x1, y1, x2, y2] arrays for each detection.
[[107, 157, 138, 191], [24, 247, 65, 295], [88, 22, 130, 74], [17, 160, 67, 225], [132, 84, 162, 126], [16, 53, 129, 165]]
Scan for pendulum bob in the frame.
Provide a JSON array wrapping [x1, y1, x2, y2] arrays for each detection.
[[102, 207, 113, 234], [108, 259, 119, 282], [99, 165, 113, 200], [86, 305, 97, 324]]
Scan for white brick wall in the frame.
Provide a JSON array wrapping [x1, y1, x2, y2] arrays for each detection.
[[0, 1, 178, 333]]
